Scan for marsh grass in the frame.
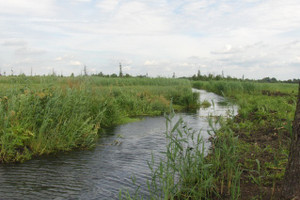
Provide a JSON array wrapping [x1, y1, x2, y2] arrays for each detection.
[[121, 80, 297, 199], [120, 109, 241, 200], [193, 80, 297, 199], [0, 76, 199, 163]]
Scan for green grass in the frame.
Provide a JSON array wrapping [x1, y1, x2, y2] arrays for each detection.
[[200, 100, 212, 108], [192, 80, 297, 199], [120, 80, 297, 199], [0, 76, 199, 163], [120, 111, 241, 200]]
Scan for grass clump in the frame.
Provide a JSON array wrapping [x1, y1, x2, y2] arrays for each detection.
[[201, 100, 212, 108]]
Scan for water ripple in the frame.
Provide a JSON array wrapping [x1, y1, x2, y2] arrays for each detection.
[[0, 90, 237, 199]]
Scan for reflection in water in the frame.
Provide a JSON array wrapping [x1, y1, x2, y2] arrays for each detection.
[[0, 90, 237, 199]]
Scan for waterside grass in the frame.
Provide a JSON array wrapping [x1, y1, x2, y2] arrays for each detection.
[[120, 110, 241, 200], [121, 80, 297, 200], [0, 76, 199, 163], [193, 80, 298, 199]]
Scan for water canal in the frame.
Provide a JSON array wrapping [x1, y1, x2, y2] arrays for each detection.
[[0, 90, 237, 199]]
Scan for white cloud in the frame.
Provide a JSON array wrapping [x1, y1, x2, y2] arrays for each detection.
[[55, 54, 75, 61], [144, 60, 158, 66], [69, 61, 82, 66], [74, 0, 92, 2], [0, 0, 56, 17], [211, 45, 243, 55], [55, 56, 63, 61], [96, 0, 119, 11], [0, 0, 299, 79]]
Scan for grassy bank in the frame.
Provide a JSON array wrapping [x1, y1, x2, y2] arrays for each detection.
[[120, 109, 242, 200], [120, 80, 297, 200], [193, 80, 298, 199], [0, 76, 199, 163]]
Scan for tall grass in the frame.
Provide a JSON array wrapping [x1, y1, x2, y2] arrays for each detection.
[[121, 111, 241, 200], [193, 80, 297, 97], [192, 80, 298, 199], [0, 76, 199, 163], [121, 80, 297, 199]]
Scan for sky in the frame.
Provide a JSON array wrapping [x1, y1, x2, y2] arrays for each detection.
[[0, 0, 300, 80]]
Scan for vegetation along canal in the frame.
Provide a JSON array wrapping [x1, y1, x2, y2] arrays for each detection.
[[0, 89, 237, 199]]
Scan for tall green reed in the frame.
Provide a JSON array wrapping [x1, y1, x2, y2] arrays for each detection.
[[0, 76, 199, 163], [121, 110, 241, 200]]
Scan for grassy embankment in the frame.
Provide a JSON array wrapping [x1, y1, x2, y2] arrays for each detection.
[[0, 76, 199, 163], [121, 80, 297, 200], [193, 81, 298, 199]]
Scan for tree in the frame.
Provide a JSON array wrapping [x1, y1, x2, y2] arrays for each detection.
[[281, 82, 300, 199]]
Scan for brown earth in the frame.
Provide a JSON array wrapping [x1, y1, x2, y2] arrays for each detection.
[[261, 90, 290, 97], [233, 112, 290, 200]]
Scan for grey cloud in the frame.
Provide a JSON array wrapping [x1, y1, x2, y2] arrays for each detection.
[[2, 39, 27, 47], [187, 56, 201, 61], [15, 47, 46, 56]]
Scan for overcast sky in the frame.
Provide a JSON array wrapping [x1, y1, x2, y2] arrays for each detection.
[[0, 0, 300, 80]]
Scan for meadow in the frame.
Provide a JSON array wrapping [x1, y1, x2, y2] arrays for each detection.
[[0, 76, 199, 163]]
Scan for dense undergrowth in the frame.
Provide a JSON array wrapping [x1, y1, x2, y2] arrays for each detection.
[[0, 76, 199, 163]]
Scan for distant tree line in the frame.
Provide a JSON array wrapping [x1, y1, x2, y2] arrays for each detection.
[[91, 72, 148, 78], [187, 70, 299, 83], [0, 67, 298, 83]]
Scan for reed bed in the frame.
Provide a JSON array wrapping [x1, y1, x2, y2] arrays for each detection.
[[0, 76, 199, 163], [192, 80, 298, 199], [121, 80, 297, 199], [120, 111, 241, 200]]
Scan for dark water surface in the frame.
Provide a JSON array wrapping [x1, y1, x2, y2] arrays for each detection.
[[0, 90, 237, 200]]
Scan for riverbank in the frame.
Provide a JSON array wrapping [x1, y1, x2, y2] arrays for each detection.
[[125, 81, 297, 199], [193, 80, 298, 199], [0, 89, 228, 199], [0, 76, 199, 163]]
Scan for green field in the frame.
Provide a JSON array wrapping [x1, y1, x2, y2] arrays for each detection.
[[0, 76, 199, 163]]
